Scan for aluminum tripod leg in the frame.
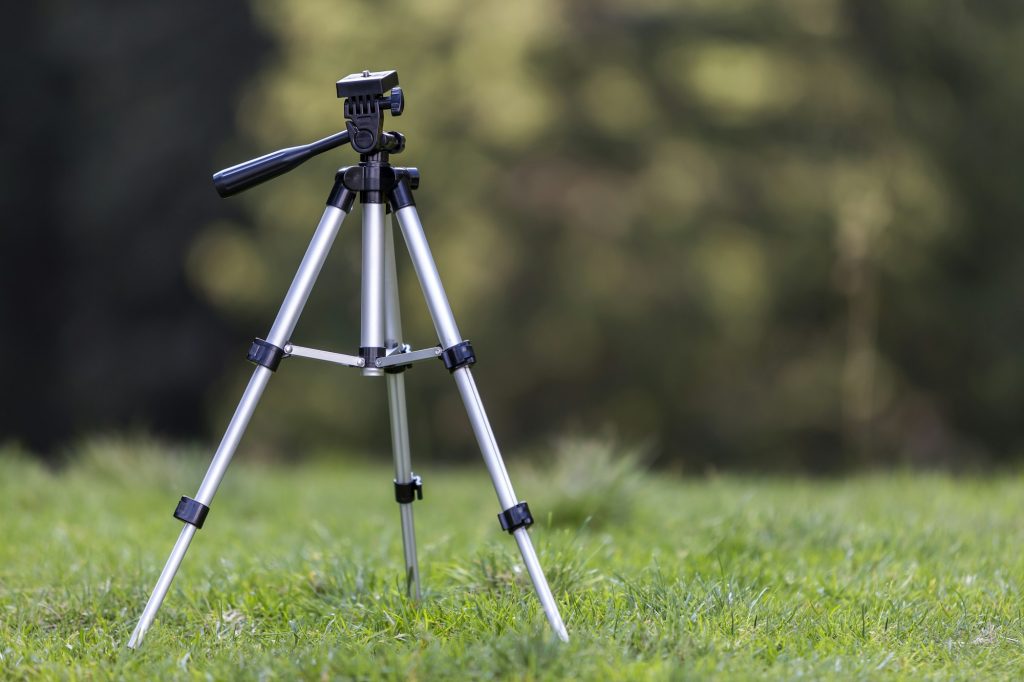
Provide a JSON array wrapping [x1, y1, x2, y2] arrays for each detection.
[[383, 213, 421, 599], [393, 204, 569, 642], [127, 203, 351, 648]]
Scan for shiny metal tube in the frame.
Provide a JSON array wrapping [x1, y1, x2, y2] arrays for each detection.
[[267, 205, 348, 348], [387, 374, 421, 599], [198, 203, 349, 504], [360, 202, 386, 376], [452, 367, 517, 508], [383, 213, 404, 349], [195, 367, 272, 503], [393, 206, 461, 349], [384, 215, 421, 598]]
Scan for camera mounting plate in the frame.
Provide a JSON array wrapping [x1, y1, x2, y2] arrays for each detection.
[[336, 70, 399, 99]]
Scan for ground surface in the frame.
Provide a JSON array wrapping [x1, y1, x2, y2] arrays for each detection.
[[1, 440, 1022, 680]]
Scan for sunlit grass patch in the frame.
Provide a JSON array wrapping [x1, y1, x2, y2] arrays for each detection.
[[1, 441, 1022, 679]]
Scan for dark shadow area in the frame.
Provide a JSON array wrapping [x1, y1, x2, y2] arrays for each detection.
[[0, 4, 271, 457]]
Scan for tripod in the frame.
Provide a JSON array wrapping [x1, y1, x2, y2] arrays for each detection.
[[127, 70, 569, 648]]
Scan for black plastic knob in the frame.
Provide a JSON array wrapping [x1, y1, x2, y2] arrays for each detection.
[[388, 87, 405, 116]]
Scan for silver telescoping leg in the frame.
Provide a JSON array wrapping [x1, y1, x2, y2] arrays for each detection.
[[393, 204, 569, 642], [360, 202, 386, 378], [127, 203, 351, 649], [360, 200, 423, 593], [383, 213, 422, 599]]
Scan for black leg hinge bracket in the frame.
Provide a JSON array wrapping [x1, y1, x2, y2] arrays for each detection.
[[248, 338, 286, 371], [394, 475, 423, 504], [498, 501, 533, 533], [173, 496, 210, 529], [360, 346, 386, 370], [440, 340, 476, 372]]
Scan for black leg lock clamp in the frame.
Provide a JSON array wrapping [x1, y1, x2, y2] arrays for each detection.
[[173, 496, 210, 529], [498, 501, 533, 533], [247, 338, 285, 371], [440, 340, 476, 372], [394, 475, 423, 503]]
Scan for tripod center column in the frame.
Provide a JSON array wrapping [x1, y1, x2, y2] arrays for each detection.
[[360, 201, 387, 376]]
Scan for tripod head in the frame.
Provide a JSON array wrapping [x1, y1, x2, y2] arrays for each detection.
[[338, 70, 404, 154], [212, 69, 405, 197]]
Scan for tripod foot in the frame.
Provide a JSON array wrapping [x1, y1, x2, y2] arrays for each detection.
[[513, 527, 570, 642], [454, 366, 570, 642], [127, 524, 197, 649]]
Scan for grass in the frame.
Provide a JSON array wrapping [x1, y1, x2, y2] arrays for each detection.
[[1, 438, 1023, 680]]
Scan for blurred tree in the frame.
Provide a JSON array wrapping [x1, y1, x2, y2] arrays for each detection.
[[190, 0, 1024, 470], [6, 0, 1024, 472]]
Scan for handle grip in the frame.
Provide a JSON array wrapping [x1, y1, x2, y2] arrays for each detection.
[[212, 130, 350, 197]]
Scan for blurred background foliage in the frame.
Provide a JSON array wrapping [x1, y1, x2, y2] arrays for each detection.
[[4, 0, 1024, 471]]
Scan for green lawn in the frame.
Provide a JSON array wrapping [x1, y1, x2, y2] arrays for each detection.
[[1, 439, 1022, 679]]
